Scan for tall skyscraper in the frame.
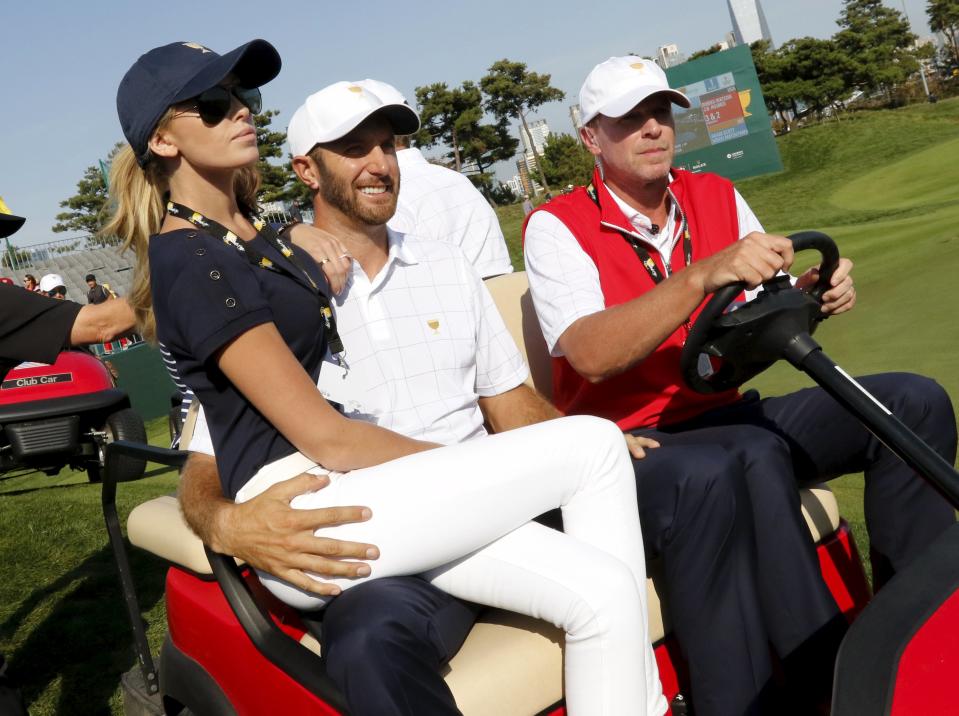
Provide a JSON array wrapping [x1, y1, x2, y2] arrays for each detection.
[[727, 0, 772, 46]]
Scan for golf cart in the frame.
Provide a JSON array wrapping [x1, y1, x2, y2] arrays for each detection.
[[0, 350, 147, 484], [102, 230, 904, 714]]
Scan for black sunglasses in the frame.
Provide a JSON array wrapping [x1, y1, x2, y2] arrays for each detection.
[[178, 85, 262, 125]]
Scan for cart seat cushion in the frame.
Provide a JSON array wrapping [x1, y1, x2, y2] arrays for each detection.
[[128, 494, 220, 575], [126, 484, 841, 642], [297, 607, 565, 715]]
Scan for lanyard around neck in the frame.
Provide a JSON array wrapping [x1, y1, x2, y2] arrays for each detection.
[[587, 184, 693, 285], [166, 201, 344, 357]]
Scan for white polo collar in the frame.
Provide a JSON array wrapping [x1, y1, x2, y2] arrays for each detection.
[[603, 172, 676, 236], [349, 227, 419, 294]]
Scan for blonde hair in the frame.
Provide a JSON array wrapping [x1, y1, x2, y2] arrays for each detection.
[[101, 110, 262, 342]]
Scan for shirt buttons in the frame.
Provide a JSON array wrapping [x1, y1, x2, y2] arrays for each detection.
[[225, 298, 237, 308], [209, 270, 221, 280], [187, 232, 197, 239], [195, 248, 206, 256]]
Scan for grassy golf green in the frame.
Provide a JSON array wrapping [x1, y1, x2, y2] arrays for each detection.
[[3, 98, 958, 714]]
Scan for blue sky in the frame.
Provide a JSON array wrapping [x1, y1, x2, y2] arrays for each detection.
[[0, 0, 932, 246]]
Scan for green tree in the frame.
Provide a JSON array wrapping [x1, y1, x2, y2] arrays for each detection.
[[836, 0, 917, 99], [490, 182, 517, 205], [689, 44, 724, 61], [538, 134, 596, 189], [749, 40, 796, 125], [928, 0, 959, 66], [777, 37, 853, 118], [254, 109, 297, 203], [415, 81, 483, 172], [53, 143, 122, 238], [480, 59, 565, 196], [459, 119, 518, 200]]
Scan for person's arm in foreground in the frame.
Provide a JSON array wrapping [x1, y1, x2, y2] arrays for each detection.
[[179, 453, 378, 596], [479, 384, 659, 459], [70, 299, 137, 345]]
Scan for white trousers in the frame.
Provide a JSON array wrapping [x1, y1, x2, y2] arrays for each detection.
[[236, 415, 666, 716]]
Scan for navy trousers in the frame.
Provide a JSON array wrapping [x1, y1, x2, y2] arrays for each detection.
[[633, 371, 956, 714], [322, 576, 479, 716]]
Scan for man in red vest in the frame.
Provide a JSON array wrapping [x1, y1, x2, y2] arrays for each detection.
[[525, 56, 957, 715]]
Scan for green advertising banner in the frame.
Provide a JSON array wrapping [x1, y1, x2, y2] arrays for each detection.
[[665, 44, 782, 181]]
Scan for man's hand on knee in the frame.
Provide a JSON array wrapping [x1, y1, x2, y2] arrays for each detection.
[[624, 433, 660, 460], [179, 454, 379, 596]]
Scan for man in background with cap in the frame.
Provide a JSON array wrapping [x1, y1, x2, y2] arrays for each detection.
[[524, 55, 956, 713], [86, 274, 112, 304], [38, 273, 67, 299]]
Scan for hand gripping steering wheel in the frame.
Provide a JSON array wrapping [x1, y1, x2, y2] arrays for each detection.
[[680, 231, 840, 394]]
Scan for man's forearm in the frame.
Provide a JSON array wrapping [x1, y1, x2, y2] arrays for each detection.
[[559, 267, 705, 384], [177, 453, 234, 553], [71, 299, 137, 345]]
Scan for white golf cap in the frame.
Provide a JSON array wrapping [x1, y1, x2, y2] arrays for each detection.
[[39, 274, 65, 292], [287, 79, 420, 157], [579, 56, 690, 125]]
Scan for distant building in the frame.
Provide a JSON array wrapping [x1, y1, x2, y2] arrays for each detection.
[[655, 44, 686, 69], [516, 159, 543, 196], [520, 118, 551, 156], [727, 0, 772, 46], [569, 104, 584, 137], [505, 175, 524, 195]]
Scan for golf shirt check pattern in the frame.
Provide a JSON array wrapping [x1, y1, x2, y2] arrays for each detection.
[[388, 148, 514, 279]]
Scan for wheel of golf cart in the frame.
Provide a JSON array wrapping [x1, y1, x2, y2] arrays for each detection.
[[680, 231, 840, 394], [87, 408, 148, 483]]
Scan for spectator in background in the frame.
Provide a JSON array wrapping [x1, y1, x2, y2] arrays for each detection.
[[522, 195, 534, 216], [354, 80, 514, 279], [86, 274, 113, 304], [22, 275, 39, 292], [38, 274, 66, 300]]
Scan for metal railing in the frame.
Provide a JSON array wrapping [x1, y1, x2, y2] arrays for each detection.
[[2, 234, 121, 273]]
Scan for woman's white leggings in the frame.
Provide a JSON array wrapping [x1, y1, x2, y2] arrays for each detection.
[[235, 415, 666, 716]]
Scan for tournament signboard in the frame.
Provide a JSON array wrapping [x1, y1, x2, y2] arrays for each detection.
[[665, 44, 782, 181]]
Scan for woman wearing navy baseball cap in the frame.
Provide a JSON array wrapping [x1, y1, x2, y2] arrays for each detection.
[[107, 39, 664, 715]]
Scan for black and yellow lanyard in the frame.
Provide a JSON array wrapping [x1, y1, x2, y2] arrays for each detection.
[[166, 201, 345, 359], [587, 183, 694, 336]]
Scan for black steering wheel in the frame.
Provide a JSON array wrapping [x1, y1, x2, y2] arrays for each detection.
[[680, 231, 840, 394]]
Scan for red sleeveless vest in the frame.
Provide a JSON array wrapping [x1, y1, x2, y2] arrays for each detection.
[[527, 167, 743, 430]]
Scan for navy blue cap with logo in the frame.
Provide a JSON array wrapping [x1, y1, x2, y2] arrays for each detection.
[[117, 39, 281, 167]]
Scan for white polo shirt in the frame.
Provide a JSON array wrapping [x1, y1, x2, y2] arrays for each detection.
[[388, 147, 514, 279], [524, 179, 765, 357], [190, 230, 528, 455]]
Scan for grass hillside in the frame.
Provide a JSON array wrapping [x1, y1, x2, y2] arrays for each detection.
[[2, 99, 958, 714]]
